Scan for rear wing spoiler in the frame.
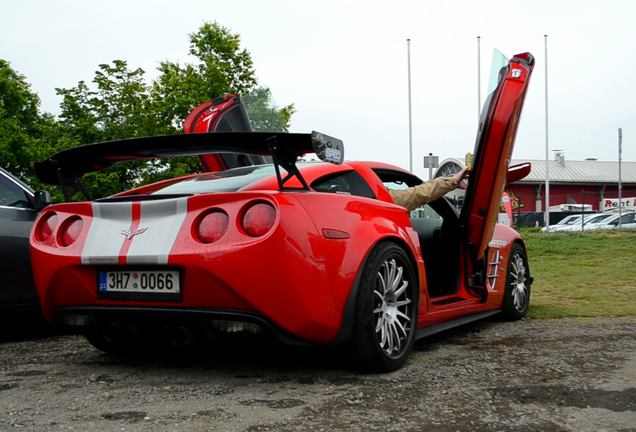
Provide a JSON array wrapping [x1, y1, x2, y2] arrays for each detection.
[[34, 131, 344, 200]]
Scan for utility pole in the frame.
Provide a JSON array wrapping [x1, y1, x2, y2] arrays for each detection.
[[477, 36, 481, 122], [544, 35, 550, 228], [407, 39, 413, 172], [618, 127, 623, 231]]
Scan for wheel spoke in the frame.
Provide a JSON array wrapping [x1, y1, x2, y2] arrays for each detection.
[[391, 266, 404, 292], [391, 321, 402, 351], [386, 323, 396, 353], [375, 311, 384, 332], [395, 310, 411, 322], [393, 318, 407, 339], [386, 260, 396, 289], [376, 273, 387, 295], [394, 279, 408, 298], [514, 286, 526, 308], [395, 298, 411, 307]]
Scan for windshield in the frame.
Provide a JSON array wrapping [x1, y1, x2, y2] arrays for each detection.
[[585, 214, 612, 224], [566, 216, 583, 225], [474, 49, 510, 157], [557, 215, 579, 225], [487, 49, 509, 95]]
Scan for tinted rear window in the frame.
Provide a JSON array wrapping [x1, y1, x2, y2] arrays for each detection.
[[151, 165, 277, 195], [311, 171, 375, 199]]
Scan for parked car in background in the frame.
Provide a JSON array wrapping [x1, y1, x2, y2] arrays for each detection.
[[0, 167, 51, 322], [540, 214, 584, 232], [562, 213, 615, 232], [586, 211, 636, 231], [541, 213, 600, 232]]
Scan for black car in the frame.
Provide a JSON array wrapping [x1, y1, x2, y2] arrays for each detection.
[[0, 167, 50, 321]]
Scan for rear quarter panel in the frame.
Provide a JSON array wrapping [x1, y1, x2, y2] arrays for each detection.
[[292, 193, 423, 315]]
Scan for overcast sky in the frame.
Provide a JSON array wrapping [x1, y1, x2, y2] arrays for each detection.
[[2, 0, 634, 179]]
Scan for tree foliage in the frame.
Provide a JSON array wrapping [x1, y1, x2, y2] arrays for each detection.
[[56, 60, 165, 144], [54, 60, 165, 199], [243, 86, 295, 132], [1, 21, 294, 201], [0, 59, 53, 183], [151, 22, 258, 130]]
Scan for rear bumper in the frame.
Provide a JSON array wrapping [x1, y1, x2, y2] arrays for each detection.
[[56, 305, 316, 347]]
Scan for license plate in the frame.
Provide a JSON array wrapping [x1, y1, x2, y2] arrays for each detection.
[[97, 270, 181, 301]]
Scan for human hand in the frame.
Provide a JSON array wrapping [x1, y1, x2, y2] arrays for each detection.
[[452, 167, 470, 190]]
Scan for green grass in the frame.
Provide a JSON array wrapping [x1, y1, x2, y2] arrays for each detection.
[[520, 230, 636, 318]]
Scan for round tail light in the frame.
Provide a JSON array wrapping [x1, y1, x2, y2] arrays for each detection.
[[196, 210, 229, 243], [242, 202, 276, 237], [36, 213, 58, 242], [60, 217, 83, 247]]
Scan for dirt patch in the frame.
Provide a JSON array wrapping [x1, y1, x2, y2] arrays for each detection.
[[1, 317, 634, 431]]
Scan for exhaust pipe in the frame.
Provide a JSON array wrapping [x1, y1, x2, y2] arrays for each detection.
[[122, 323, 140, 342], [101, 322, 140, 343], [102, 323, 123, 343], [170, 326, 195, 347]]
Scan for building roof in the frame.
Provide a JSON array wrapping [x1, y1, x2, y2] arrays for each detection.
[[510, 159, 636, 184]]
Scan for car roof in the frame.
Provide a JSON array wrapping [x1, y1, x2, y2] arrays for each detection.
[[114, 160, 414, 199]]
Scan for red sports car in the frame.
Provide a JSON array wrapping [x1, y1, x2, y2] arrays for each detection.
[[30, 52, 534, 371]]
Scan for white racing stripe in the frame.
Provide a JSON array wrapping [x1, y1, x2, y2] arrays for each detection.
[[81, 202, 132, 265], [127, 197, 189, 265], [81, 198, 189, 265]]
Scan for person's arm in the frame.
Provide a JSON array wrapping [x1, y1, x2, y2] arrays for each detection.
[[388, 168, 469, 211]]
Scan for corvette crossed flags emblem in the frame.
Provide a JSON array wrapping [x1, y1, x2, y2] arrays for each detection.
[[121, 227, 148, 240]]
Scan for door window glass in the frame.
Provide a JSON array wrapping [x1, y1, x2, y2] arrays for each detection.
[[0, 174, 31, 209]]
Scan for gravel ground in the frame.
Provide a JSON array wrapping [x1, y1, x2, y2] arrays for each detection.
[[1, 316, 635, 432]]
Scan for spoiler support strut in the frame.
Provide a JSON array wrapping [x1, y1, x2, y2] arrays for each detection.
[[267, 135, 310, 191], [54, 162, 93, 201]]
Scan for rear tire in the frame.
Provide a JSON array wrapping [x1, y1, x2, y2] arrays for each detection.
[[501, 243, 531, 320], [349, 242, 418, 372]]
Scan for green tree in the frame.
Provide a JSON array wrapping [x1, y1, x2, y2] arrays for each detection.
[[51, 21, 261, 199], [0, 59, 53, 183], [151, 21, 258, 130], [54, 60, 168, 199], [3, 22, 294, 201], [243, 86, 296, 132], [56, 60, 166, 145]]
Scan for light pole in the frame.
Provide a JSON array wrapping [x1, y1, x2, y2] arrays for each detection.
[[407, 39, 413, 172], [618, 127, 623, 231], [544, 34, 550, 228], [477, 36, 481, 123]]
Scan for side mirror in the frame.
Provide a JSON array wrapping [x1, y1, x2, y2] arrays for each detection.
[[34, 190, 52, 211], [506, 163, 532, 185]]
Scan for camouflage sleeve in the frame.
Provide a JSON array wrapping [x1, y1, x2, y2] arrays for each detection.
[[387, 177, 459, 211]]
